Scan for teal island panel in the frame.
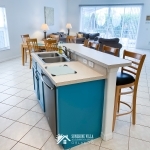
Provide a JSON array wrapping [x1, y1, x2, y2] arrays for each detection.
[[56, 79, 105, 149]]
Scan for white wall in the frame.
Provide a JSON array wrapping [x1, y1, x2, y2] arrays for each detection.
[[0, 0, 67, 62], [67, 0, 150, 49]]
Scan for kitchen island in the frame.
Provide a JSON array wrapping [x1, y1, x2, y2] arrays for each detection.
[[31, 43, 131, 149]]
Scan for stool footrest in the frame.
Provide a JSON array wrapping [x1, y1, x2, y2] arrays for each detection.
[[117, 101, 132, 117]]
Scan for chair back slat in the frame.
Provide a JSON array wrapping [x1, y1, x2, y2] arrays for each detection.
[[125, 59, 139, 65], [102, 45, 119, 56], [26, 38, 39, 52]]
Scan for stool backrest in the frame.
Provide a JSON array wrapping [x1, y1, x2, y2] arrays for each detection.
[[26, 38, 39, 52], [83, 39, 89, 47], [44, 40, 58, 51], [122, 50, 146, 84], [102, 45, 119, 56], [89, 42, 100, 51]]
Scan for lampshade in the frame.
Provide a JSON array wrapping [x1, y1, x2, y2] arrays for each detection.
[[66, 23, 72, 29], [41, 24, 49, 31]]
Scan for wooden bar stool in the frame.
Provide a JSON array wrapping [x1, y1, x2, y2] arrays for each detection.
[[112, 50, 146, 131], [102, 45, 119, 56]]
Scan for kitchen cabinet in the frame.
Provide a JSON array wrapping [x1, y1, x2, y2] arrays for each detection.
[[32, 59, 45, 111]]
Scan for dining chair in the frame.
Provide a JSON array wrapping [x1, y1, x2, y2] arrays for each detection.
[[88, 42, 100, 51], [44, 39, 58, 52], [102, 45, 119, 56], [83, 39, 89, 47], [26, 38, 41, 69], [66, 36, 76, 43], [112, 50, 146, 131], [49, 34, 59, 42], [21, 34, 30, 62]]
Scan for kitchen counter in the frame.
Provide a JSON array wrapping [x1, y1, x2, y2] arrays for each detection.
[[31, 45, 131, 149], [31, 52, 106, 86], [60, 43, 131, 69]]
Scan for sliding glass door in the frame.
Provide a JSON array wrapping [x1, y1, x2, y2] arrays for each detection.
[[80, 5, 141, 48]]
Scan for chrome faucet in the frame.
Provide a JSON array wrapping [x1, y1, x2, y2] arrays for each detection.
[[62, 46, 68, 56]]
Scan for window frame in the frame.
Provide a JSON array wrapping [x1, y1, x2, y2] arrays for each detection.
[[0, 7, 10, 51]]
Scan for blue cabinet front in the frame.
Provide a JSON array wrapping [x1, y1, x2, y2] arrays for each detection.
[[56, 79, 105, 149]]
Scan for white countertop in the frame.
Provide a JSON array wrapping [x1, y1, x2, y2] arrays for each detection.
[[60, 43, 131, 69], [31, 53, 106, 86]]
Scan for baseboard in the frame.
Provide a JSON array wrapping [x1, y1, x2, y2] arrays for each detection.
[[101, 132, 113, 141], [0, 55, 21, 63]]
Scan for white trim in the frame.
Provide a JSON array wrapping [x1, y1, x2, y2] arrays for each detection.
[[0, 55, 20, 63], [101, 132, 113, 141]]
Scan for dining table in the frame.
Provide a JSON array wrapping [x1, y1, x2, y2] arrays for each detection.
[[21, 41, 45, 66]]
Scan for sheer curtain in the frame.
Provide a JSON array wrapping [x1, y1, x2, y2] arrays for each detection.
[[0, 7, 10, 50]]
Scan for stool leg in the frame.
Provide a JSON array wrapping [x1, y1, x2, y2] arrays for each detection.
[[117, 89, 121, 112], [132, 88, 137, 125], [112, 86, 119, 131], [29, 56, 32, 69]]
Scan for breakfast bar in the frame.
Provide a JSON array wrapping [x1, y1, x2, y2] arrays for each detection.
[[31, 43, 131, 149]]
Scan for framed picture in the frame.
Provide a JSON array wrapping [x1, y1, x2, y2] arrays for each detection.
[[146, 16, 150, 21], [44, 7, 54, 26]]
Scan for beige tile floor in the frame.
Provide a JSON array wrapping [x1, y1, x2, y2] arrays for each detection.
[[0, 48, 149, 150]]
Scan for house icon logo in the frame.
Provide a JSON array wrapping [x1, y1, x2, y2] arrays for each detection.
[[56, 134, 71, 145]]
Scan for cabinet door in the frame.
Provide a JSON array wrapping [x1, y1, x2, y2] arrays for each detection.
[[32, 68, 35, 91], [32, 67, 40, 100], [37, 71, 45, 112]]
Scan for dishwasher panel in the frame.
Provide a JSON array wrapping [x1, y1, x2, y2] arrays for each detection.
[[41, 72, 57, 137]]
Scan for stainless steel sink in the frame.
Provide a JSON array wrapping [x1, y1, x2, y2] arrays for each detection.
[[42, 57, 69, 63], [38, 53, 59, 58]]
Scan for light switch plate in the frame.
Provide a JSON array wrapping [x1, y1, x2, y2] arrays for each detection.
[[89, 61, 94, 68], [83, 59, 87, 64]]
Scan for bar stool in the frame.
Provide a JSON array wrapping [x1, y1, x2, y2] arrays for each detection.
[[102, 45, 119, 56], [112, 50, 146, 131]]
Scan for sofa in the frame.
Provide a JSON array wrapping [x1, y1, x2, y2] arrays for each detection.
[[47, 32, 85, 44], [78, 32, 100, 41]]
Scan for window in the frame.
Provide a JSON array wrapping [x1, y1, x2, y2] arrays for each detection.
[[80, 5, 141, 48], [0, 7, 10, 50]]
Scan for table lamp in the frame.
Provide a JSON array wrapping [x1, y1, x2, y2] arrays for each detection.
[[41, 24, 49, 39], [66, 23, 72, 36]]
